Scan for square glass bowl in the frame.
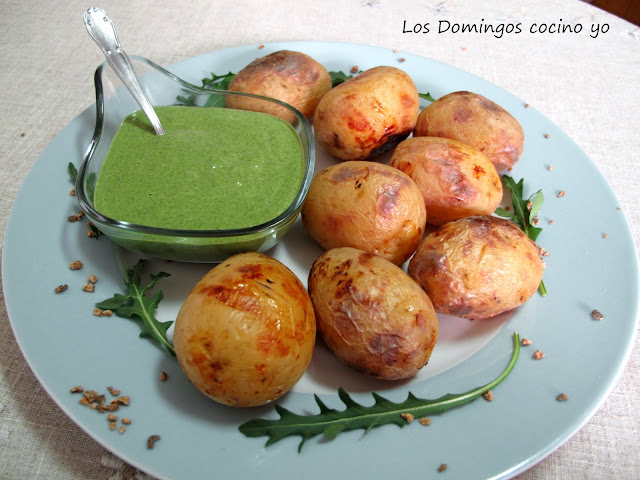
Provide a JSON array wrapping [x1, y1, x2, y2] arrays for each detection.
[[76, 56, 315, 262]]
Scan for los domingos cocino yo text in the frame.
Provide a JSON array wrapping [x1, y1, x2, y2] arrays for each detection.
[[402, 19, 610, 39]]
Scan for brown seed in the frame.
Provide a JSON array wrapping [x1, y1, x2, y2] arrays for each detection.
[[102, 309, 113, 317], [547, 165, 553, 171], [557, 191, 566, 198], [483, 390, 494, 402], [55, 284, 69, 294], [79, 397, 91, 406], [82, 284, 95, 293], [118, 426, 126, 434], [524, 103, 530, 108], [258, 44, 264, 49], [70, 385, 83, 393], [114, 396, 130, 405], [160, 371, 168, 382], [108, 403, 120, 413], [88, 275, 98, 284], [122, 417, 131, 425], [70, 188, 76, 196], [68, 215, 79, 222], [398, 58, 406, 63], [109, 422, 116, 431], [107, 414, 118, 422], [400, 413, 414, 423], [603, 233, 609, 239], [147, 435, 161, 449], [88, 229, 97, 238], [521, 338, 532, 346], [438, 464, 447, 472], [556, 393, 569, 402], [107, 386, 121, 396], [544, 133, 551, 138], [93, 308, 104, 317], [591, 309, 604, 320], [533, 350, 545, 360], [419, 417, 431, 426], [70, 260, 83, 270], [350, 65, 359, 74]]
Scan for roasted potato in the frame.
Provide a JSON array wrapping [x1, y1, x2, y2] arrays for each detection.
[[226, 50, 331, 122], [408, 216, 544, 319], [313, 66, 420, 161], [388, 136, 503, 225], [173, 252, 316, 407], [308, 247, 439, 380], [301, 161, 426, 265], [413, 91, 524, 172]]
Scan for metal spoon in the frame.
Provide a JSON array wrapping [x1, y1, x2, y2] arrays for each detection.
[[84, 7, 164, 135]]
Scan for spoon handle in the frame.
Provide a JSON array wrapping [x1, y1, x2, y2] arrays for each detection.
[[84, 7, 164, 135]]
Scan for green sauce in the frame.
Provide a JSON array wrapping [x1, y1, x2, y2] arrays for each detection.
[[94, 106, 304, 230]]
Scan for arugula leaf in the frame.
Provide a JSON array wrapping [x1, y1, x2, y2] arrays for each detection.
[[419, 92, 436, 102], [495, 175, 547, 295], [176, 72, 236, 107], [239, 332, 520, 451], [96, 259, 175, 355], [329, 71, 356, 87], [68, 162, 78, 184]]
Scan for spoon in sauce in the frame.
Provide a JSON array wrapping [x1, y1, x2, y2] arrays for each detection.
[[84, 7, 165, 135]]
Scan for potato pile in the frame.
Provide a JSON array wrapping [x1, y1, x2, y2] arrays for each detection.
[[175, 50, 545, 406]]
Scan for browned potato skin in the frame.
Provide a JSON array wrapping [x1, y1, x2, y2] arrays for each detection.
[[313, 66, 420, 161], [389, 137, 503, 226], [309, 247, 439, 380], [413, 91, 525, 172], [225, 50, 331, 123], [301, 161, 426, 265], [173, 252, 316, 407], [408, 216, 544, 320]]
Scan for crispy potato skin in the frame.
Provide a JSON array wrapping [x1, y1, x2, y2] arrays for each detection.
[[173, 252, 315, 407], [309, 247, 438, 380], [301, 161, 426, 265], [389, 137, 503, 225], [413, 91, 524, 172], [226, 50, 331, 122], [313, 66, 420, 161], [408, 216, 544, 319]]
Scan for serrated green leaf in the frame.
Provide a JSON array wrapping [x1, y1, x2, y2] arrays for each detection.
[[239, 333, 521, 450], [96, 259, 175, 355], [68, 162, 78, 183]]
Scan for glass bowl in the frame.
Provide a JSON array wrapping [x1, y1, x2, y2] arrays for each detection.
[[76, 56, 315, 263]]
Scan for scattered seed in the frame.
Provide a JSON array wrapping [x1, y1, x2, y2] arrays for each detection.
[[461, 46, 468, 51], [79, 397, 91, 406], [556, 393, 569, 402], [393, 49, 399, 53], [398, 57, 406, 63], [257, 44, 264, 49], [557, 191, 566, 198], [549, 219, 554, 225], [88, 275, 98, 284], [147, 435, 161, 449], [400, 413, 414, 423], [107, 386, 121, 396], [533, 350, 545, 360], [109, 422, 117, 431], [547, 165, 553, 171], [160, 371, 168, 382], [482, 390, 494, 402], [82, 283, 95, 293], [122, 417, 131, 425], [544, 133, 551, 138], [350, 65, 359, 74], [539, 247, 550, 257], [70, 385, 84, 393], [94, 308, 104, 317], [438, 464, 447, 472], [88, 229, 97, 238], [107, 414, 118, 422], [70, 188, 76, 196], [118, 426, 126, 434], [55, 284, 69, 294], [591, 309, 604, 320], [108, 403, 120, 413], [70, 260, 83, 270], [524, 103, 530, 108], [419, 417, 431, 426], [603, 233, 609, 239], [113, 396, 130, 406], [521, 338, 532, 346]]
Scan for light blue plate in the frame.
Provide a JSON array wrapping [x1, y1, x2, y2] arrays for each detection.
[[3, 42, 639, 480]]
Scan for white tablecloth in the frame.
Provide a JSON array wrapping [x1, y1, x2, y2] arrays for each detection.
[[1, 0, 638, 478]]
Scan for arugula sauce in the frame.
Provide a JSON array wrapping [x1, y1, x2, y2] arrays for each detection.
[[94, 106, 304, 230]]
